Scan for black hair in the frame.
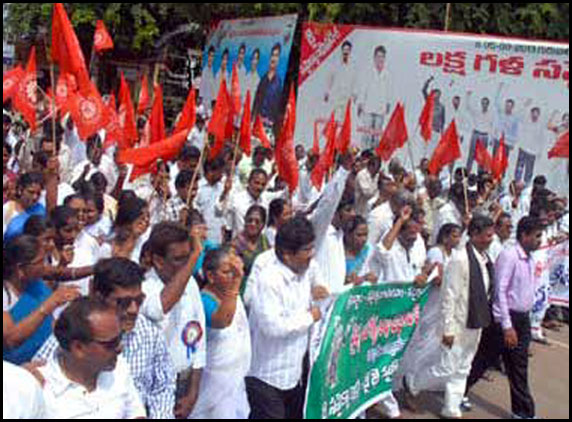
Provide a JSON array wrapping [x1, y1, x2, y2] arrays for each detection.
[[468, 215, 494, 237], [337, 197, 355, 214], [202, 246, 233, 284], [175, 170, 195, 190], [496, 212, 512, 227], [24, 215, 54, 237], [3, 140, 12, 155], [17, 172, 44, 190], [204, 156, 226, 174], [184, 209, 206, 228], [342, 41, 353, 50], [148, 222, 189, 259], [517, 216, 543, 242], [50, 206, 78, 230], [115, 196, 147, 229], [54, 297, 112, 352], [533, 175, 547, 187], [248, 168, 268, 183], [89, 172, 109, 192], [3, 235, 41, 280], [245, 205, 267, 228], [436, 223, 462, 245], [271, 43, 282, 55], [374, 45, 387, 56], [268, 198, 288, 227], [84, 192, 105, 215], [64, 193, 86, 208], [222, 48, 230, 58], [343, 215, 368, 239], [208, 46, 215, 55], [275, 216, 315, 260], [239, 43, 246, 53], [252, 48, 261, 59], [3, 114, 12, 124], [179, 145, 201, 162], [92, 258, 145, 299]]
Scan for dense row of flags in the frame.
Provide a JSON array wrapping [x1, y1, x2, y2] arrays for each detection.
[[3, 3, 569, 193]]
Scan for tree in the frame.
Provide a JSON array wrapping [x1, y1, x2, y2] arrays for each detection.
[[5, 3, 569, 57]]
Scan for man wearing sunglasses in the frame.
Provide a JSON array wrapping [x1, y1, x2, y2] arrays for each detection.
[[35, 258, 177, 419], [35, 297, 146, 419]]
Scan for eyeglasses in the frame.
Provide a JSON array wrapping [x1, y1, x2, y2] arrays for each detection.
[[91, 333, 123, 350], [113, 294, 146, 311]]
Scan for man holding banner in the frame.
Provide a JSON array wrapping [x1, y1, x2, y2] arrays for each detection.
[[404, 216, 495, 419]]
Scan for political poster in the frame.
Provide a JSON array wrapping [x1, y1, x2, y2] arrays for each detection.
[[296, 22, 569, 193], [199, 14, 298, 129], [305, 283, 430, 420]]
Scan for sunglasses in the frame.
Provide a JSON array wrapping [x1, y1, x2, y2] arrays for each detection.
[[113, 294, 146, 311], [91, 333, 123, 350]]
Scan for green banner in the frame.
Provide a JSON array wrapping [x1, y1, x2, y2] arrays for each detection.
[[304, 283, 430, 419]]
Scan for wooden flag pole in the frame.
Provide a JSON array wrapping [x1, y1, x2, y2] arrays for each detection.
[[43, 31, 59, 157], [444, 3, 452, 32], [186, 131, 210, 210]]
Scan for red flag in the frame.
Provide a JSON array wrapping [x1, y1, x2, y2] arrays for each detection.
[[548, 131, 569, 159], [475, 139, 494, 173], [323, 112, 337, 152], [337, 100, 352, 154], [3, 66, 25, 104], [419, 91, 435, 143], [252, 114, 272, 149], [103, 93, 123, 149], [230, 64, 241, 117], [275, 85, 299, 193], [93, 20, 114, 54], [239, 91, 252, 156], [492, 135, 509, 181], [54, 73, 77, 116], [377, 103, 408, 162], [52, 3, 90, 90], [68, 82, 110, 140], [118, 130, 189, 170], [208, 79, 232, 159], [428, 119, 461, 176], [118, 72, 138, 149], [13, 47, 38, 131], [137, 74, 150, 116], [174, 87, 196, 134], [311, 117, 337, 190], [149, 84, 166, 145]]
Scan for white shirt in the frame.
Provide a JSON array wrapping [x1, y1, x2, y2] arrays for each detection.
[[38, 354, 146, 419], [196, 179, 227, 244], [367, 202, 394, 246], [520, 119, 546, 155], [219, 188, 286, 236], [187, 126, 207, 151], [39, 182, 76, 208], [292, 166, 321, 213], [66, 231, 100, 296], [432, 202, 463, 246], [442, 246, 491, 337], [70, 156, 118, 195], [3, 361, 46, 419], [326, 60, 357, 111], [200, 66, 217, 112], [377, 235, 427, 283], [247, 254, 326, 390], [311, 169, 351, 294], [467, 97, 495, 134], [355, 169, 378, 217], [141, 269, 207, 374], [360, 67, 392, 115], [488, 234, 515, 263]]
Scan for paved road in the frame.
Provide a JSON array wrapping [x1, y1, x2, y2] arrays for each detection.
[[370, 324, 569, 419]]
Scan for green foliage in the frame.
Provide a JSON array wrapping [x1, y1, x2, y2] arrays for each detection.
[[4, 3, 569, 57]]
